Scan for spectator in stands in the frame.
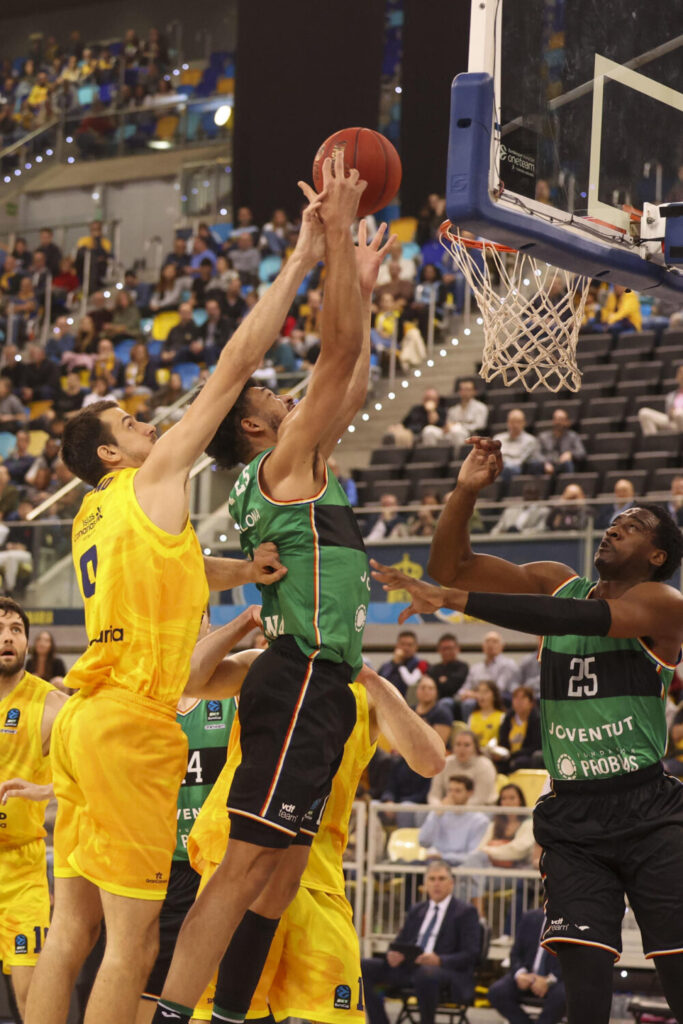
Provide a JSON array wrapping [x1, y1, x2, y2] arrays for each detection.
[[207, 254, 239, 296], [52, 256, 80, 299], [0, 465, 19, 520], [461, 631, 519, 714], [164, 236, 191, 276], [492, 685, 543, 773], [27, 70, 49, 116], [224, 276, 248, 330], [380, 749, 432, 820], [260, 209, 294, 256], [403, 388, 448, 441], [230, 232, 261, 286], [7, 277, 38, 344], [174, 334, 216, 368], [594, 476, 636, 529], [12, 237, 32, 271], [361, 859, 480, 1024], [545, 483, 590, 532], [638, 364, 683, 436], [494, 409, 543, 486], [415, 675, 453, 746], [490, 479, 549, 536], [327, 456, 358, 506], [0, 501, 33, 593], [103, 290, 141, 341], [4, 430, 33, 484], [190, 236, 217, 276], [599, 283, 642, 334], [442, 377, 489, 451], [57, 55, 80, 85], [468, 679, 505, 750], [123, 29, 140, 66], [162, 302, 200, 362], [91, 337, 122, 388], [267, 332, 301, 378], [191, 259, 215, 308], [460, 784, 534, 910], [118, 341, 158, 397], [87, 291, 113, 335], [149, 372, 184, 422], [82, 377, 115, 408], [538, 408, 586, 477], [488, 906, 566, 1024], [52, 371, 87, 419], [374, 257, 416, 310], [25, 435, 60, 487], [428, 730, 498, 806], [407, 493, 441, 538], [364, 493, 408, 542], [664, 703, 683, 778], [76, 220, 112, 290], [195, 223, 219, 256], [28, 250, 49, 306], [149, 264, 183, 312], [666, 475, 683, 527], [20, 344, 61, 403], [0, 375, 27, 435], [229, 206, 260, 246], [26, 630, 67, 686], [0, 254, 22, 298], [419, 776, 490, 865], [416, 193, 446, 246], [379, 629, 429, 700], [376, 238, 417, 285], [201, 298, 233, 353], [76, 99, 115, 159], [36, 227, 62, 277], [426, 633, 469, 708]]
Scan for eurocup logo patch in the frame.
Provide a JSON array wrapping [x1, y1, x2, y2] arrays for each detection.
[[14, 934, 27, 955], [334, 984, 351, 1010], [206, 701, 223, 722], [4, 707, 20, 729]]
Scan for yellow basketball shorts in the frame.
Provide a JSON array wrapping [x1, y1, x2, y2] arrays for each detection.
[[0, 839, 50, 973], [51, 688, 188, 900], [193, 865, 364, 1023]]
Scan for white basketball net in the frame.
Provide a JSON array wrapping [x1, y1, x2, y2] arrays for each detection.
[[440, 226, 590, 392]]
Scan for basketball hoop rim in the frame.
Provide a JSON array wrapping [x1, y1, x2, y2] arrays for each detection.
[[438, 220, 518, 254]]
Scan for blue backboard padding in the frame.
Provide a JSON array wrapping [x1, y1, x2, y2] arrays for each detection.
[[446, 73, 683, 296]]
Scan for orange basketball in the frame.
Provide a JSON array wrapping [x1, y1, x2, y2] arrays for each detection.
[[312, 127, 402, 218]]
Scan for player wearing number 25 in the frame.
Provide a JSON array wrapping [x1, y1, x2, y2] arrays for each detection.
[[371, 436, 683, 1023], [23, 187, 329, 1024]]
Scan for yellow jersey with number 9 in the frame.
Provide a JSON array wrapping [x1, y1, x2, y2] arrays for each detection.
[[66, 467, 208, 709]]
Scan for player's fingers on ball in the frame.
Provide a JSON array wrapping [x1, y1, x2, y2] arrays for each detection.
[[321, 156, 334, 186]]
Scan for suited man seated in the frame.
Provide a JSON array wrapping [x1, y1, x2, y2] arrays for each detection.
[[361, 859, 479, 1024], [488, 907, 566, 1024]]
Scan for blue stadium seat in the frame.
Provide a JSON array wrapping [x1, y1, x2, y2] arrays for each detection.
[[114, 340, 135, 362], [210, 223, 233, 244], [174, 362, 200, 390], [77, 85, 97, 107], [0, 433, 16, 460], [108, 41, 123, 56], [259, 255, 282, 283], [185, 110, 202, 141], [175, 84, 196, 99], [192, 309, 208, 327], [147, 340, 163, 358], [139, 318, 154, 336], [420, 240, 443, 266], [99, 84, 115, 105], [402, 241, 421, 262]]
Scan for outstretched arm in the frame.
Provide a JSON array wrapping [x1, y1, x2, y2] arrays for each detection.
[[262, 151, 366, 501], [203, 543, 287, 591], [184, 605, 262, 697], [428, 438, 573, 594], [135, 196, 326, 532], [359, 666, 446, 777]]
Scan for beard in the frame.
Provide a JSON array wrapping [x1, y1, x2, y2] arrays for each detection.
[[0, 653, 24, 676]]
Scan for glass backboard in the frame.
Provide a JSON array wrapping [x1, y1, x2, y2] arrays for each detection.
[[445, 0, 683, 293]]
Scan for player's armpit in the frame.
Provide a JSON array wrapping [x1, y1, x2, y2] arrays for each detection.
[[192, 648, 262, 700]]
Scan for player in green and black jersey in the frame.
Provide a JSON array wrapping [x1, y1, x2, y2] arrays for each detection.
[[371, 436, 683, 1024]]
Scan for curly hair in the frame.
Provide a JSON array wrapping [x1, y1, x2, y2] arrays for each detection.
[[204, 380, 256, 470], [636, 503, 683, 582]]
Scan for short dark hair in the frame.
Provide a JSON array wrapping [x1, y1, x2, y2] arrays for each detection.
[[438, 632, 458, 645], [62, 401, 118, 486], [205, 381, 256, 470], [398, 630, 417, 641], [448, 774, 474, 791], [512, 684, 536, 703], [40, 226, 53, 234], [637, 503, 683, 582], [0, 597, 29, 638]]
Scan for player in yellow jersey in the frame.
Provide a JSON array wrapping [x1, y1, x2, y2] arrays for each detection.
[[0, 597, 67, 1019], [25, 189, 329, 1024], [160, 666, 445, 1024]]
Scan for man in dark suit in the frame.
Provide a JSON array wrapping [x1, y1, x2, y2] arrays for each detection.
[[488, 907, 566, 1023], [361, 859, 479, 1024]]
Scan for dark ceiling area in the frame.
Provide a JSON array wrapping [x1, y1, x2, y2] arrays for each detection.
[[0, 0, 93, 15]]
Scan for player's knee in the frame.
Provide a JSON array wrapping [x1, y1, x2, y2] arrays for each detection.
[[50, 909, 102, 961]]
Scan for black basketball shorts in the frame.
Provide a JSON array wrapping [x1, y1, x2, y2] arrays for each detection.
[[227, 635, 357, 849], [141, 858, 200, 1000], [534, 763, 683, 961]]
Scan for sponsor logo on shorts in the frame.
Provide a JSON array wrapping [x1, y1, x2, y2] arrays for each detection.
[[279, 802, 297, 823], [3, 707, 20, 730], [145, 871, 167, 885], [88, 626, 124, 646], [14, 934, 27, 955], [354, 604, 367, 632], [334, 984, 351, 1010], [549, 918, 569, 932], [206, 700, 223, 722]]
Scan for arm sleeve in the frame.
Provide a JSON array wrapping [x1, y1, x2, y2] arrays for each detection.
[[464, 591, 611, 638]]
